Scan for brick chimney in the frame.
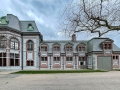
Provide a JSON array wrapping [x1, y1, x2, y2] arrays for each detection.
[[72, 34, 76, 41]]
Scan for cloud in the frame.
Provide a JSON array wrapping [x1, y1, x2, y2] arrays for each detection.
[[0, 0, 120, 47]]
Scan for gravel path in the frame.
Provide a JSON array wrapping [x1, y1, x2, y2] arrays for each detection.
[[0, 71, 120, 90]]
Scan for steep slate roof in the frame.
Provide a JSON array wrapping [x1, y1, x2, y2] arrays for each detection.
[[41, 40, 88, 53], [87, 37, 120, 52], [20, 21, 39, 32], [0, 14, 41, 34], [6, 14, 21, 31], [0, 14, 21, 32]]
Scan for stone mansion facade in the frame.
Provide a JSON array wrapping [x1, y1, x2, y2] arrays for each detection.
[[0, 14, 120, 70]]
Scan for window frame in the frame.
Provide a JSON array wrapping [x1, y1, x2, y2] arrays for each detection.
[[0, 36, 7, 48], [65, 46, 73, 51], [27, 40, 34, 51], [66, 57, 73, 61], [41, 46, 48, 51], [10, 38, 19, 50]]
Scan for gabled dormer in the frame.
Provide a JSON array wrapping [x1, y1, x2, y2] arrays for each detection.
[[101, 39, 113, 50], [40, 43, 48, 52], [64, 42, 74, 52], [52, 43, 60, 51], [77, 42, 86, 52]]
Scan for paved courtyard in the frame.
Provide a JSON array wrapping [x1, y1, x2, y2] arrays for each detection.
[[0, 71, 120, 90]]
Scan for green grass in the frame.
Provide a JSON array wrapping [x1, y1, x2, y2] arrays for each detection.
[[11, 69, 108, 74], [113, 69, 120, 71]]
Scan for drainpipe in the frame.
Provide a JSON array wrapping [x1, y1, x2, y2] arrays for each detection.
[[21, 34, 23, 70], [63, 56, 64, 70], [39, 52, 40, 70], [75, 55, 77, 69], [50, 55, 51, 70]]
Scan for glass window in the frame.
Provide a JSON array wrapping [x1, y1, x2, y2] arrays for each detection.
[[41, 57, 47, 61], [66, 57, 72, 61], [0, 36, 7, 48], [66, 46, 73, 51], [116, 56, 118, 59], [27, 40, 33, 50], [1, 17, 8, 24], [15, 54, 19, 58], [10, 38, 18, 49], [41, 46, 47, 51], [53, 46, 60, 51], [10, 53, 14, 59], [27, 24, 34, 31], [54, 57, 60, 61]]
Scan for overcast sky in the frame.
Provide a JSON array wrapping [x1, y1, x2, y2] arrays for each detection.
[[0, 0, 120, 47]]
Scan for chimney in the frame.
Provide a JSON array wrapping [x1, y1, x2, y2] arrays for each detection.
[[72, 34, 76, 41]]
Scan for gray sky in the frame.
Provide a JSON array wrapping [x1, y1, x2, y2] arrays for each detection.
[[0, 0, 120, 47]]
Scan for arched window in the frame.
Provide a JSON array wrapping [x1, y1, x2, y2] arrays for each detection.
[[10, 38, 19, 49], [27, 24, 34, 31], [27, 40, 34, 50], [0, 36, 7, 48], [0, 16, 9, 24]]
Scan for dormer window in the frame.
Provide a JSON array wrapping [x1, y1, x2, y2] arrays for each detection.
[[65, 46, 73, 51], [53, 46, 60, 51], [0, 16, 9, 25], [102, 39, 113, 50], [41, 46, 47, 51], [27, 24, 34, 31], [103, 43, 112, 49], [77, 43, 86, 52], [78, 46, 85, 51]]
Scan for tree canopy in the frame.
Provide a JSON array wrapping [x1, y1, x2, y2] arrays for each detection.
[[61, 0, 120, 37]]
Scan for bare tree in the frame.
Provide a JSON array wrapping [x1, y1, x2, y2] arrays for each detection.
[[61, 0, 120, 37]]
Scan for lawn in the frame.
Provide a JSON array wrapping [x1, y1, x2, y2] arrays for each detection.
[[11, 69, 108, 74]]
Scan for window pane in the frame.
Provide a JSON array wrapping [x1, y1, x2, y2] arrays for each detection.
[[31, 61, 34, 66], [15, 42, 18, 49], [11, 42, 14, 49], [70, 47, 72, 51], [15, 59, 19, 66], [10, 53, 14, 59], [3, 53, 6, 57], [28, 40, 33, 50], [116, 56, 118, 59], [0, 53, 2, 57], [15, 54, 19, 58]]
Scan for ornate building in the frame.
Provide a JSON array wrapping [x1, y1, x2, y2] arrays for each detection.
[[0, 14, 120, 70]]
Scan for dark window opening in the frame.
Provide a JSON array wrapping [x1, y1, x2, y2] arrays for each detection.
[[15, 54, 19, 58], [116, 56, 118, 59], [41, 57, 47, 61], [66, 57, 72, 61], [3, 58, 6, 66], [80, 62, 84, 65], [10, 53, 14, 59], [3, 53, 6, 57], [10, 59, 14, 66], [54, 57, 60, 61], [0, 58, 2, 66], [0, 53, 2, 57], [27, 61, 34, 66], [15, 59, 19, 66]]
